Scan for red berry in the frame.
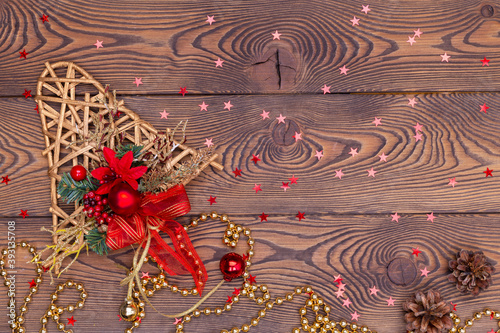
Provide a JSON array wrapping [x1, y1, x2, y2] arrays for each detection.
[[70, 165, 87, 181], [102, 198, 108, 205], [97, 201, 102, 206], [88, 192, 95, 198], [95, 195, 102, 201], [87, 212, 94, 217], [99, 180, 105, 184], [94, 211, 101, 217], [106, 216, 113, 223], [102, 212, 108, 219], [95, 205, 102, 212], [97, 217, 105, 224], [87, 207, 94, 214]]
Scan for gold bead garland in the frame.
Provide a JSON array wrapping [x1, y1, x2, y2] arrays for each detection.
[[438, 309, 500, 333], [0, 241, 87, 333]]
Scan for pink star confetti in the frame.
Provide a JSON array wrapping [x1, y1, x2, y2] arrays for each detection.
[[481, 57, 490, 66], [333, 274, 343, 283], [321, 84, 331, 94], [420, 267, 430, 277], [413, 122, 423, 132], [391, 212, 400, 223], [342, 298, 352, 308], [361, 5, 371, 14], [141, 271, 150, 279], [272, 30, 281, 40], [253, 184, 262, 193], [276, 114, 286, 123], [206, 15, 215, 25], [337, 281, 346, 290], [94, 40, 103, 49], [335, 289, 345, 298], [408, 98, 417, 107], [339, 65, 349, 75], [224, 101, 233, 111], [314, 150, 323, 160], [369, 286, 379, 295], [133, 77, 143, 87], [448, 177, 458, 188], [214, 58, 224, 67], [480, 103, 489, 113], [204, 138, 214, 148], [350, 16, 360, 26], [199, 101, 209, 111], [367, 167, 377, 177], [159, 110, 169, 119], [289, 175, 298, 184], [281, 182, 290, 192], [386, 297, 395, 306], [407, 36, 416, 46], [334, 169, 344, 179], [351, 311, 360, 321], [414, 132, 423, 142], [450, 302, 457, 311], [426, 212, 435, 223], [260, 110, 270, 120], [379, 153, 388, 162], [413, 28, 422, 38], [372, 117, 382, 126], [412, 247, 422, 257], [293, 132, 302, 142], [174, 318, 182, 325], [348, 147, 358, 157], [441, 52, 450, 62]]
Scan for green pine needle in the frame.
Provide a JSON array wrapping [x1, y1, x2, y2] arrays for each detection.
[[85, 228, 110, 256], [115, 144, 143, 159], [57, 173, 99, 204]]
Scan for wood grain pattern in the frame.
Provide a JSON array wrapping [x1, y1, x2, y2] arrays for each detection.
[[0, 214, 498, 332], [1, 93, 500, 216], [1, 0, 500, 95]]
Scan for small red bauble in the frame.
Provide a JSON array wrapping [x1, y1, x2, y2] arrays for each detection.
[[219, 252, 246, 281], [70, 165, 87, 181], [108, 182, 141, 216]]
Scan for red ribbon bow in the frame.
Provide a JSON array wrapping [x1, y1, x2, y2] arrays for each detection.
[[105, 184, 207, 294]]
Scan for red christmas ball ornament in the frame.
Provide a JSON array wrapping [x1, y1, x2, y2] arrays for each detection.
[[219, 252, 246, 281], [108, 182, 141, 216], [70, 165, 87, 181]]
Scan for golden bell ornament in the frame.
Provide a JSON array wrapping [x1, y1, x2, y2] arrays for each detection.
[[119, 297, 138, 321]]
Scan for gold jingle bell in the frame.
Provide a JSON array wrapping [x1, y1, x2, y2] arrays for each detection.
[[119, 297, 138, 321]]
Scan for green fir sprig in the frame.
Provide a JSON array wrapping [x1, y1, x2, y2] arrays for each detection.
[[115, 144, 143, 159], [57, 173, 99, 204], [85, 227, 110, 256]]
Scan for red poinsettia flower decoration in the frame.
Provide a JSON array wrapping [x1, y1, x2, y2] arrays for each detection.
[[91, 147, 147, 194]]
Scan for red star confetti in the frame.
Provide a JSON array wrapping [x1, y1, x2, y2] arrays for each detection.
[[333, 274, 343, 283], [420, 267, 430, 277], [448, 177, 458, 187], [23, 89, 32, 98], [407, 36, 416, 45], [296, 211, 305, 221], [179, 87, 187, 96], [361, 5, 371, 14], [198, 101, 208, 111], [19, 210, 29, 219], [224, 101, 233, 111], [214, 58, 224, 67], [413, 122, 423, 132], [314, 150, 323, 160], [414, 28, 422, 38], [19, 49, 28, 59], [276, 114, 286, 124], [339, 65, 349, 75], [334, 169, 344, 179], [226, 295, 232, 303], [232, 168, 242, 177], [29, 279, 37, 288], [372, 117, 382, 126], [408, 98, 417, 107], [272, 30, 281, 40], [335, 289, 345, 298], [40, 14, 49, 23], [350, 16, 360, 26], [484, 167, 493, 177], [118, 314, 122, 321], [260, 110, 270, 120], [481, 57, 490, 67], [133, 78, 142, 87], [412, 247, 422, 257], [94, 40, 103, 49], [204, 138, 214, 148], [242, 254, 249, 261], [426, 212, 435, 223], [379, 153, 388, 162], [67, 316, 76, 326], [369, 286, 379, 295], [206, 15, 215, 25], [321, 84, 331, 94], [450, 302, 457, 311], [259, 213, 268, 222], [386, 297, 395, 306], [289, 175, 298, 184], [348, 147, 358, 157], [2, 175, 11, 185], [480, 103, 489, 113], [281, 182, 290, 192], [141, 271, 150, 279], [391, 212, 400, 223], [367, 167, 376, 177], [251, 154, 261, 164], [248, 274, 256, 284], [174, 318, 182, 325], [414, 132, 423, 142], [253, 184, 262, 193], [488, 329, 495, 333], [159, 110, 169, 119], [293, 132, 302, 142], [233, 288, 240, 296], [351, 311, 360, 321], [342, 298, 352, 308], [34, 105, 39, 113], [440, 52, 450, 62], [207, 195, 217, 205]]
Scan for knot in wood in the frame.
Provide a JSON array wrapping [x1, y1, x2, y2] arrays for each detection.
[[249, 47, 297, 91], [481, 5, 495, 17], [387, 257, 417, 286], [272, 119, 300, 146]]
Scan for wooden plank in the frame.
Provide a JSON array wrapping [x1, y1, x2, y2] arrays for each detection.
[[1, 93, 500, 216], [1, 0, 499, 96], [0, 214, 499, 332]]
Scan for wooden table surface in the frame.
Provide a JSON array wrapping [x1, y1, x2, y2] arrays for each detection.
[[1, 0, 500, 332]]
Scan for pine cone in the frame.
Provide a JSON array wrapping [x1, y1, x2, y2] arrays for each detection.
[[448, 249, 495, 296], [403, 290, 453, 333]]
